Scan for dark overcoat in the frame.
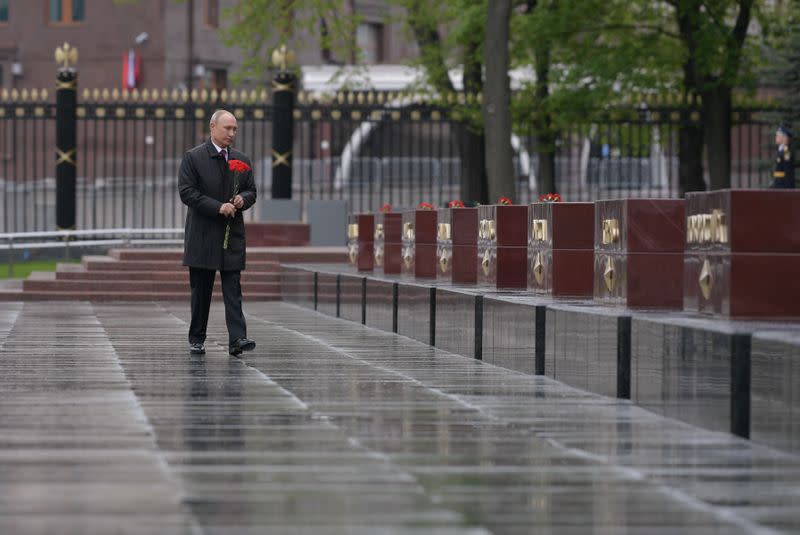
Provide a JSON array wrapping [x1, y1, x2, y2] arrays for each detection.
[[772, 144, 796, 189], [178, 140, 257, 271]]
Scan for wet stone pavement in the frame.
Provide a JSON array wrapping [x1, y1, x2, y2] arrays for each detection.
[[1, 302, 799, 534]]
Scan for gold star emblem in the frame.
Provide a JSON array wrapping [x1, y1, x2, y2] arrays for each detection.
[[402, 247, 413, 269], [699, 258, 713, 300], [532, 252, 545, 286], [439, 248, 450, 273], [603, 256, 616, 292]]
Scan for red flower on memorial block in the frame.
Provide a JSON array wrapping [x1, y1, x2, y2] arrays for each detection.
[[380, 203, 393, 213], [223, 159, 251, 250], [448, 200, 465, 208], [418, 201, 435, 210], [228, 159, 251, 173], [497, 196, 512, 205], [538, 193, 562, 203]]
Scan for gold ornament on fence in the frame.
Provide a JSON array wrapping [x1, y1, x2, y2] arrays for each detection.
[[55, 43, 78, 69]]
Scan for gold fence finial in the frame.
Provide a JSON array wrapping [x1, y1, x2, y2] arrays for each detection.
[[55, 42, 79, 69], [271, 44, 296, 72]]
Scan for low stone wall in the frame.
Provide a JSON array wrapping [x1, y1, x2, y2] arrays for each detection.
[[279, 263, 800, 456]]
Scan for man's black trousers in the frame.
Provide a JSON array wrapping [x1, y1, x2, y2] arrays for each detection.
[[188, 267, 247, 346]]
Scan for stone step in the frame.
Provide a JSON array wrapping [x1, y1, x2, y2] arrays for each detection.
[[108, 247, 347, 264], [23, 278, 280, 293], [82, 258, 281, 272], [55, 269, 280, 282], [0, 290, 281, 301]]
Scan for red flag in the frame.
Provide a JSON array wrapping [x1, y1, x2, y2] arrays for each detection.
[[122, 48, 141, 90]]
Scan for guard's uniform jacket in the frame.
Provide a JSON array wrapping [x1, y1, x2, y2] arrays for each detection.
[[772, 144, 795, 189]]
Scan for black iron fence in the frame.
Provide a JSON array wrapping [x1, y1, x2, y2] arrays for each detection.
[[0, 87, 784, 233]]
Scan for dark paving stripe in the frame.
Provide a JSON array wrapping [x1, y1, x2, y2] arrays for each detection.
[[3, 300, 799, 534], [230, 301, 796, 535], [94, 303, 482, 534], [0, 302, 196, 535]]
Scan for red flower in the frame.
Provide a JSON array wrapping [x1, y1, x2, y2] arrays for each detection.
[[418, 201, 435, 210], [380, 203, 392, 213], [448, 200, 465, 208], [538, 193, 562, 203], [228, 159, 251, 173], [497, 196, 512, 206]]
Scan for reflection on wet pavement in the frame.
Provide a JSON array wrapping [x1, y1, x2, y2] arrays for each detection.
[[0, 301, 798, 534]]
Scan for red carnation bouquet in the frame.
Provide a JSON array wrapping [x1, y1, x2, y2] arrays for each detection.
[[418, 201, 435, 210], [448, 200, 465, 208], [538, 193, 562, 203], [224, 159, 251, 250], [497, 196, 512, 205], [379, 203, 392, 213]]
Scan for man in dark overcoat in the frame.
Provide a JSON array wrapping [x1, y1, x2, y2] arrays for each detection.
[[178, 109, 257, 356]]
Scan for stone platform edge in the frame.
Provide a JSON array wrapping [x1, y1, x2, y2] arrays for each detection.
[[279, 263, 800, 457]]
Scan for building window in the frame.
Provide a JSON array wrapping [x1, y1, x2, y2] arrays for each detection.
[[49, 0, 85, 24], [357, 23, 384, 64], [0, 0, 8, 23], [205, 0, 219, 28], [212, 69, 227, 91]]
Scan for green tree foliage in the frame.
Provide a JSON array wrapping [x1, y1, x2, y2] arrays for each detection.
[[767, 1, 800, 127], [217, 0, 781, 196], [219, 0, 360, 82]]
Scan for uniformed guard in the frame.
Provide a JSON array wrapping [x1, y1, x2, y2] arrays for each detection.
[[771, 124, 795, 189]]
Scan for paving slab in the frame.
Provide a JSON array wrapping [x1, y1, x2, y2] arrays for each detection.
[[0, 300, 797, 533]]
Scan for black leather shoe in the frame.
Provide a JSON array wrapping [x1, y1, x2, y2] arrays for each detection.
[[229, 338, 255, 356], [189, 342, 205, 355]]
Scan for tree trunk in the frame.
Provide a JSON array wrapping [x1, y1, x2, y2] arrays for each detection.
[[459, 126, 489, 204], [483, 0, 515, 203], [536, 134, 556, 196], [533, 36, 555, 196], [461, 39, 488, 204], [678, 118, 705, 195], [702, 87, 732, 190]]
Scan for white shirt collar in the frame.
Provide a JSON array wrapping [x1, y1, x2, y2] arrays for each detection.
[[211, 140, 228, 159]]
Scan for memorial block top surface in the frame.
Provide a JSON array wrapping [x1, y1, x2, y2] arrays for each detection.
[[356, 213, 375, 244], [376, 212, 403, 243], [452, 207, 479, 245], [595, 198, 684, 253], [479, 204, 528, 247], [686, 189, 800, 253], [437, 208, 451, 243], [402, 209, 437, 244], [531, 202, 594, 250]]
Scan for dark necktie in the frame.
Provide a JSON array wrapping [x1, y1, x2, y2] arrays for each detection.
[[220, 148, 228, 161]]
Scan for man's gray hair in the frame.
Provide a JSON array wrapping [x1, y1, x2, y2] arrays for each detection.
[[210, 109, 234, 126]]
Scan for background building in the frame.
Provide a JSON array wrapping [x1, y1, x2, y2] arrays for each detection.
[[0, 0, 416, 91]]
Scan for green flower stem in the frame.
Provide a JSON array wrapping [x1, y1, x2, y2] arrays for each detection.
[[223, 176, 240, 250]]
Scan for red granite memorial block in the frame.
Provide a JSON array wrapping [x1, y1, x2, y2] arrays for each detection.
[[436, 208, 452, 280], [401, 209, 438, 278], [529, 202, 594, 297], [684, 189, 800, 318], [594, 199, 684, 308], [451, 207, 479, 284], [478, 204, 528, 289], [347, 213, 374, 272], [374, 212, 403, 274]]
